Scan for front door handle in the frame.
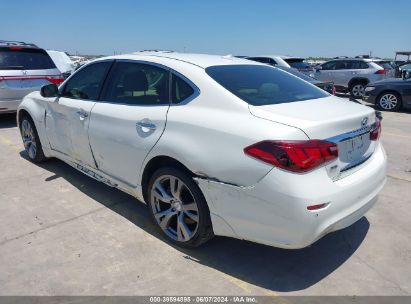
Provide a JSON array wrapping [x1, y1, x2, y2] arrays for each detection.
[[76, 109, 89, 120], [137, 119, 156, 131]]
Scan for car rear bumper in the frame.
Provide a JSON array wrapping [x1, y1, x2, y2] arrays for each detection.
[[0, 99, 21, 113], [197, 142, 387, 249]]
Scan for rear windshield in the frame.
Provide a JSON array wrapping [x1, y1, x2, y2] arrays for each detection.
[[206, 65, 328, 106], [0, 47, 56, 70], [285, 59, 312, 69], [276, 66, 315, 82], [376, 61, 394, 69]]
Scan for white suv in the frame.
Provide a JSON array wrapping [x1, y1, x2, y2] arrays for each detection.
[[17, 53, 386, 249], [314, 58, 389, 98], [0, 40, 64, 113]]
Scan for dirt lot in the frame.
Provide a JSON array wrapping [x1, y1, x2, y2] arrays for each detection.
[[0, 99, 410, 296]]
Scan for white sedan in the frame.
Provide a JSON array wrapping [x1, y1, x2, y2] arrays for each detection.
[[17, 52, 387, 249]]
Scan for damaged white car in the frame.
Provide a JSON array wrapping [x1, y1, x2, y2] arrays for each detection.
[[17, 52, 387, 248]]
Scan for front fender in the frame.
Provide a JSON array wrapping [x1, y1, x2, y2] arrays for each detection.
[[17, 92, 52, 157]]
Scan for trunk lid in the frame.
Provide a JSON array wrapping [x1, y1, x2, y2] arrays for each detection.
[[249, 96, 375, 139], [249, 96, 378, 176]]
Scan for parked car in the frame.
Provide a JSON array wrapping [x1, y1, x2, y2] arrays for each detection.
[[0, 40, 64, 113], [396, 62, 411, 78], [363, 73, 411, 111], [375, 60, 396, 78], [46, 50, 76, 78], [282, 57, 315, 75], [245, 55, 291, 68], [275, 66, 335, 94], [17, 53, 386, 249], [314, 58, 391, 98]]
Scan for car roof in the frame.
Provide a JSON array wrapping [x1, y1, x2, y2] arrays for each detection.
[[96, 52, 262, 69], [329, 57, 382, 62], [0, 40, 38, 48]]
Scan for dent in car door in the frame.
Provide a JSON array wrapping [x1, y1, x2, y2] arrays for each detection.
[[45, 61, 112, 168], [88, 61, 170, 187]]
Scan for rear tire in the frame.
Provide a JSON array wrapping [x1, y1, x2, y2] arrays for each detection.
[[147, 167, 214, 248], [19, 115, 47, 163]]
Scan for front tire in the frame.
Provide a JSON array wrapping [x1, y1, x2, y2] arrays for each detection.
[[19, 115, 47, 162], [377, 91, 402, 112], [147, 167, 213, 248], [350, 82, 366, 99]]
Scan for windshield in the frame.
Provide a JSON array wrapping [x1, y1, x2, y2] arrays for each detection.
[[0, 47, 56, 70], [206, 65, 328, 106]]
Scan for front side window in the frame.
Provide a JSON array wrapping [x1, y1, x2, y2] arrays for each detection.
[[321, 61, 337, 70], [206, 65, 328, 106], [103, 62, 169, 105], [171, 74, 195, 103], [61, 61, 111, 100]]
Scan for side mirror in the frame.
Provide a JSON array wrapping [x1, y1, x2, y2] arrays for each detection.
[[40, 83, 59, 98]]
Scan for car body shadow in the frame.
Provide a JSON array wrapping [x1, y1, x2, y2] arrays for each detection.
[[21, 153, 370, 293], [0, 113, 17, 129]]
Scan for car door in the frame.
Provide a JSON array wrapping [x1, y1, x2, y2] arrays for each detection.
[[45, 61, 112, 168], [87, 61, 170, 187], [315, 61, 335, 82]]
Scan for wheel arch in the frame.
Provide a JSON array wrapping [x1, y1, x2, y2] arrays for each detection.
[[348, 77, 369, 88], [141, 155, 196, 203], [376, 89, 403, 107]]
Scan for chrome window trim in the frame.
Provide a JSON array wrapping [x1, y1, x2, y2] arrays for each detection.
[[97, 59, 200, 106]]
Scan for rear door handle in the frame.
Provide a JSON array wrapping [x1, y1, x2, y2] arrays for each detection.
[[137, 119, 156, 131]]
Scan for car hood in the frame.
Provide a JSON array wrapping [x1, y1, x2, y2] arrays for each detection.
[[248, 95, 376, 139]]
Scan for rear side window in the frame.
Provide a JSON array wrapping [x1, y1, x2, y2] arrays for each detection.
[[171, 74, 194, 103], [206, 65, 328, 106], [0, 47, 56, 70], [346, 61, 369, 69], [62, 61, 111, 100], [102, 62, 169, 105]]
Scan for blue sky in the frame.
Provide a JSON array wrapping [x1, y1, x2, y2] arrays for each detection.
[[2, 0, 410, 58]]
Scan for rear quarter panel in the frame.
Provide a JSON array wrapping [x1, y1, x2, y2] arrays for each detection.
[[142, 70, 309, 187]]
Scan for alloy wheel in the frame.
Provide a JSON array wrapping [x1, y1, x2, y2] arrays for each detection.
[[379, 93, 398, 110], [21, 119, 37, 159], [351, 84, 365, 98], [150, 175, 199, 242]]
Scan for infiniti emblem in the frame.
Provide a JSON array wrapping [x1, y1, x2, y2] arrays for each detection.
[[361, 117, 368, 126]]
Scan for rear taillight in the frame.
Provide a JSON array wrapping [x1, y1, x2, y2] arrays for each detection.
[[46, 75, 64, 84], [244, 140, 338, 173], [375, 69, 386, 75], [332, 86, 336, 95], [370, 119, 381, 141]]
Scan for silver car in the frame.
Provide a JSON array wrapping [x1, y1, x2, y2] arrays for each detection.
[[0, 40, 63, 113], [314, 58, 390, 98]]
